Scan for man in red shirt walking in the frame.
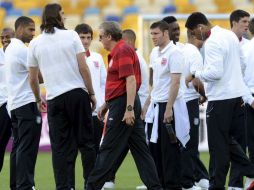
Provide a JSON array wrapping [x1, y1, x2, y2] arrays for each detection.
[[86, 21, 162, 190]]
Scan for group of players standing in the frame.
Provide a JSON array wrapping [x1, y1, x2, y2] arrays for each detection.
[[0, 2, 254, 190]]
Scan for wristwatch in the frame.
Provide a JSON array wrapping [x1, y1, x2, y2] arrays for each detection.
[[126, 105, 133, 111]]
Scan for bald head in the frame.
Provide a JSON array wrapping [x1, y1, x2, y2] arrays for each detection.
[[1, 27, 15, 51], [122, 29, 136, 49]]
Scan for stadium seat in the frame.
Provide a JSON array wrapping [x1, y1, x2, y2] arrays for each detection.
[[123, 6, 139, 16], [133, 0, 151, 7], [162, 5, 177, 14], [153, 0, 172, 7], [15, 0, 40, 10], [102, 4, 122, 17], [64, 15, 82, 30], [36, 0, 52, 8], [58, 0, 85, 15], [173, 0, 190, 7], [177, 4, 197, 13], [104, 15, 122, 22], [197, 1, 217, 13], [28, 8, 42, 16], [140, 5, 161, 14], [211, 20, 231, 29], [6, 8, 23, 16], [96, 0, 110, 8], [77, 0, 90, 9], [0, 7, 6, 18], [115, 0, 134, 9], [122, 14, 138, 31], [213, 0, 235, 13], [84, 7, 100, 16], [214, 0, 232, 6], [0, 8, 6, 30], [0, 1, 13, 11], [83, 15, 102, 29], [216, 5, 235, 13]]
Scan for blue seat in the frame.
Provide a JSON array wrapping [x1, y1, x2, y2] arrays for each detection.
[[7, 8, 23, 16], [105, 15, 122, 22], [84, 7, 100, 16], [0, 2, 13, 11], [28, 8, 42, 16], [123, 6, 139, 15], [162, 5, 177, 14]]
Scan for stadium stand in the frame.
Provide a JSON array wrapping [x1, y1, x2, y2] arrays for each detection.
[[0, 0, 254, 54]]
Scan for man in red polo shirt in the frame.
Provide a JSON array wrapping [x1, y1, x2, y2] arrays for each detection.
[[86, 21, 162, 190]]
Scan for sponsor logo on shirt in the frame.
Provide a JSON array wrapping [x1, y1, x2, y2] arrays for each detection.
[[94, 61, 99, 68], [161, 58, 167, 65]]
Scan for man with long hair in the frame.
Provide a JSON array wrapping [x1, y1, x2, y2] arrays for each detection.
[[28, 4, 96, 189]]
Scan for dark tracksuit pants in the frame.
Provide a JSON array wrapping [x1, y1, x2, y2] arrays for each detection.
[[245, 94, 254, 164], [228, 102, 246, 188], [86, 95, 162, 190], [0, 103, 12, 172], [206, 97, 254, 190], [10, 102, 42, 190], [148, 102, 182, 190], [104, 122, 147, 183], [68, 116, 104, 189], [47, 88, 96, 190], [181, 99, 209, 188]]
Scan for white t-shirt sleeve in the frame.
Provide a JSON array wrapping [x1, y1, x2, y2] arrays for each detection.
[[149, 51, 154, 69], [196, 40, 223, 82], [0, 49, 4, 66], [27, 41, 39, 67], [241, 43, 249, 75], [242, 82, 254, 105], [99, 55, 107, 99], [73, 31, 85, 54], [189, 51, 203, 74], [168, 49, 183, 73], [138, 53, 149, 100]]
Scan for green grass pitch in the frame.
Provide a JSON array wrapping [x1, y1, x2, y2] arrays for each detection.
[[0, 152, 210, 190]]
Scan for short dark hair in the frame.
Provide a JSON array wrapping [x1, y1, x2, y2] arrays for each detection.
[[122, 29, 136, 42], [75, 23, 93, 38], [15, 16, 34, 31], [99, 21, 122, 41], [185, 12, 209, 30], [150, 20, 169, 32], [230, 9, 250, 28], [162, 16, 177, 24], [249, 17, 254, 35], [1, 27, 14, 35], [40, 3, 65, 33]]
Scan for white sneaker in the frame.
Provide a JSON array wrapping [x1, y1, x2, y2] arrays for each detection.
[[182, 185, 202, 190], [195, 179, 209, 189], [228, 187, 243, 190], [103, 181, 115, 189], [136, 184, 147, 190], [244, 178, 254, 190]]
